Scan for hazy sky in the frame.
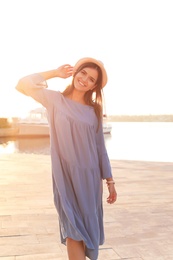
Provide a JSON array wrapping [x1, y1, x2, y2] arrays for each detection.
[[0, 0, 173, 117]]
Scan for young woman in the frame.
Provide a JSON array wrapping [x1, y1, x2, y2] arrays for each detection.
[[16, 57, 117, 260]]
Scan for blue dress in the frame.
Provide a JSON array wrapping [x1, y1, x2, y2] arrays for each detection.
[[16, 74, 113, 260]]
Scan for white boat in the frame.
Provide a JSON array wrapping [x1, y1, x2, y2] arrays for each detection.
[[103, 114, 112, 134], [103, 123, 112, 134], [18, 123, 49, 137]]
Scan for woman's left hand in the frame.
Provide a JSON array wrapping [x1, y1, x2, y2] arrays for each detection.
[[107, 184, 117, 204]]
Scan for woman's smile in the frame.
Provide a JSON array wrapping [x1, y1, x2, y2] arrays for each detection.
[[74, 67, 98, 92], [78, 79, 86, 87]]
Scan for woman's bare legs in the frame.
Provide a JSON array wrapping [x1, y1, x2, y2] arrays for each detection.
[[66, 238, 86, 260]]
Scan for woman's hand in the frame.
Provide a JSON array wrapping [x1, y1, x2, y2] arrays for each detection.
[[55, 64, 74, 79], [107, 184, 117, 204]]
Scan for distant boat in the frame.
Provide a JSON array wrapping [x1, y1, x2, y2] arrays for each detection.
[[103, 114, 112, 134], [103, 123, 112, 134]]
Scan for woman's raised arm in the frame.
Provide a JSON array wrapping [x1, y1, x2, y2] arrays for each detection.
[[39, 64, 73, 80]]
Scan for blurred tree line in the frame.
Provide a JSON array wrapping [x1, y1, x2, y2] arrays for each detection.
[[107, 114, 173, 122]]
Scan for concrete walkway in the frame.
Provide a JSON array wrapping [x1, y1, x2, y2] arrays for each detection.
[[0, 153, 173, 260]]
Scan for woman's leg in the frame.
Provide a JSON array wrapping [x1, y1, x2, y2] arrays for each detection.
[[66, 237, 86, 260]]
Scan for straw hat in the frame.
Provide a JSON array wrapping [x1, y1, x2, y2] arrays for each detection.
[[73, 57, 108, 88]]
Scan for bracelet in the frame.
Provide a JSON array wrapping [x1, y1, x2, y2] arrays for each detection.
[[106, 180, 115, 185]]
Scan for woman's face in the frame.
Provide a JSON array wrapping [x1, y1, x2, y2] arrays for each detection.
[[74, 67, 98, 92]]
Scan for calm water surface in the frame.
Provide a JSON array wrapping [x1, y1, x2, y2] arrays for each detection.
[[1, 122, 173, 163], [104, 122, 173, 162]]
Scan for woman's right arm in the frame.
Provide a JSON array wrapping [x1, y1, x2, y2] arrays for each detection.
[[15, 64, 73, 107], [39, 64, 73, 81]]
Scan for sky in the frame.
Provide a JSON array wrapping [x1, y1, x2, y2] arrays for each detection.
[[0, 0, 173, 117]]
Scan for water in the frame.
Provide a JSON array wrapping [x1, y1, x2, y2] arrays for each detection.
[[1, 122, 173, 163], [104, 122, 173, 162]]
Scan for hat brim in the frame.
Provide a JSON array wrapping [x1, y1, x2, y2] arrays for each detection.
[[73, 57, 107, 88]]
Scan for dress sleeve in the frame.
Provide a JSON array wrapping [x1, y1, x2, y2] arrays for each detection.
[[15, 73, 53, 109], [96, 122, 113, 179]]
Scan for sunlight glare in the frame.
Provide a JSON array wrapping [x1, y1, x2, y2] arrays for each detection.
[[0, 141, 16, 154]]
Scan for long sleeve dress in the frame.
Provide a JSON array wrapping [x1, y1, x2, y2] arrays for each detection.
[[16, 74, 113, 260]]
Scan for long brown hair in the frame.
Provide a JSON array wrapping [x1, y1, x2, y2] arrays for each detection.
[[62, 62, 104, 130]]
